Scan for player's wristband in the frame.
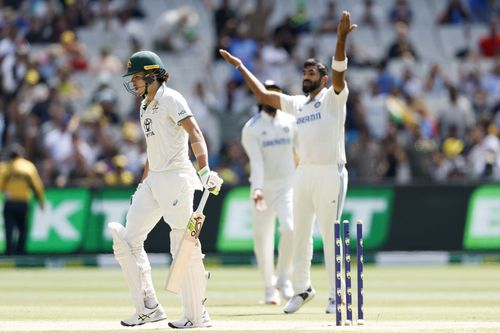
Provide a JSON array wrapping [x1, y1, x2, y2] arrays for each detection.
[[332, 57, 348, 72], [198, 165, 210, 178]]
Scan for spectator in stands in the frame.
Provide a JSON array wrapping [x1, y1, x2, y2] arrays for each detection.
[[437, 0, 470, 25], [214, 80, 254, 144], [58, 30, 88, 71], [361, 81, 390, 140], [90, 46, 123, 75], [273, 15, 299, 55], [375, 59, 399, 94], [400, 67, 422, 99], [388, 0, 413, 26], [478, 19, 500, 58], [386, 22, 418, 61], [352, 0, 384, 29], [42, 105, 76, 187], [55, 66, 81, 104], [432, 135, 467, 182], [123, 0, 146, 19], [347, 126, 384, 182], [466, 124, 500, 180], [438, 85, 475, 140], [188, 81, 221, 160], [481, 58, 500, 106], [467, 0, 491, 22], [213, 0, 238, 38], [346, 38, 377, 68], [216, 139, 249, 186], [153, 6, 200, 54], [406, 122, 438, 180], [423, 63, 449, 95], [227, 23, 258, 84], [380, 123, 412, 183], [245, 0, 276, 41], [257, 35, 290, 87], [289, 0, 311, 34], [1, 41, 29, 102], [317, 1, 340, 33]]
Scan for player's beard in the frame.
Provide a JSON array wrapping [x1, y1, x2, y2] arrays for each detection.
[[302, 79, 321, 93]]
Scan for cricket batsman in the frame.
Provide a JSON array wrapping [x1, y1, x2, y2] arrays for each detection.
[[108, 50, 222, 328]]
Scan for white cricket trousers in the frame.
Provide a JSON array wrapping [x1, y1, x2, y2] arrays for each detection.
[[252, 184, 294, 289], [292, 164, 348, 298], [118, 168, 202, 315]]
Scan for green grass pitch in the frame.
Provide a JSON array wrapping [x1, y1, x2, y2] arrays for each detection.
[[1, 264, 500, 332]]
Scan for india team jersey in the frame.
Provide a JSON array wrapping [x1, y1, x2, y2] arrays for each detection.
[[139, 83, 193, 172], [279, 85, 348, 165], [241, 110, 297, 190]]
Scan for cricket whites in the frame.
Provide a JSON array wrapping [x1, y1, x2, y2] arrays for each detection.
[[165, 190, 210, 293]]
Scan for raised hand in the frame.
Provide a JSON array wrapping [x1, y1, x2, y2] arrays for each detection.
[[337, 11, 357, 40], [219, 49, 242, 68]]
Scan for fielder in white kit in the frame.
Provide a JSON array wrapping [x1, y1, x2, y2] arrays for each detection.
[[220, 11, 357, 314], [241, 81, 297, 305], [109, 50, 222, 328]]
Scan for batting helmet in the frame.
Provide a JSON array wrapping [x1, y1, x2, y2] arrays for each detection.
[[123, 51, 165, 77]]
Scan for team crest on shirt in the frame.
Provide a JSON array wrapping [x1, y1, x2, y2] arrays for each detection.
[[314, 101, 321, 108], [283, 126, 289, 133], [143, 118, 155, 137]]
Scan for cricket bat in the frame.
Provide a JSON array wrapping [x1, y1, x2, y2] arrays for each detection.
[[165, 189, 210, 293]]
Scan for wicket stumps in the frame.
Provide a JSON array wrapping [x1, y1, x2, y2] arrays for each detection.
[[334, 221, 342, 326], [357, 220, 364, 325], [334, 219, 364, 326], [343, 220, 353, 325]]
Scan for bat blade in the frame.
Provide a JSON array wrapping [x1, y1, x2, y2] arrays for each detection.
[[165, 211, 206, 293]]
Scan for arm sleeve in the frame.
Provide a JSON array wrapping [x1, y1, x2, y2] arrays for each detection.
[[241, 125, 265, 190], [167, 94, 194, 124], [325, 83, 349, 110], [279, 93, 298, 115], [0, 163, 6, 190], [28, 163, 45, 203]]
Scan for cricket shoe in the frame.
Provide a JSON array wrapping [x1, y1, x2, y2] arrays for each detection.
[[276, 280, 294, 301], [120, 304, 166, 327], [264, 286, 280, 305], [168, 309, 212, 329], [283, 286, 316, 314]]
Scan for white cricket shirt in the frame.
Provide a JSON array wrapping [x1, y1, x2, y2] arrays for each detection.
[[279, 85, 348, 165], [241, 110, 297, 190], [140, 83, 193, 172]]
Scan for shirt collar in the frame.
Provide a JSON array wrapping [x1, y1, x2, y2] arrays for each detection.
[[307, 87, 327, 104], [153, 82, 166, 102]]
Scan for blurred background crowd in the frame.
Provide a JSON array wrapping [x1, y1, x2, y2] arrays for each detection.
[[0, 0, 499, 188]]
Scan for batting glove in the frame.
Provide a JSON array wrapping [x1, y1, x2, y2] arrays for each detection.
[[198, 166, 223, 195]]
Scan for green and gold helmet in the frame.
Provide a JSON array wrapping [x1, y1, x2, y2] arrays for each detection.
[[123, 51, 165, 77]]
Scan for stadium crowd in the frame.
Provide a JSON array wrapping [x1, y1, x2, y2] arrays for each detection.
[[0, 0, 499, 188]]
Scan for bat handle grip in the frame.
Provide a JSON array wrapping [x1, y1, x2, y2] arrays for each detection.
[[195, 190, 210, 214]]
